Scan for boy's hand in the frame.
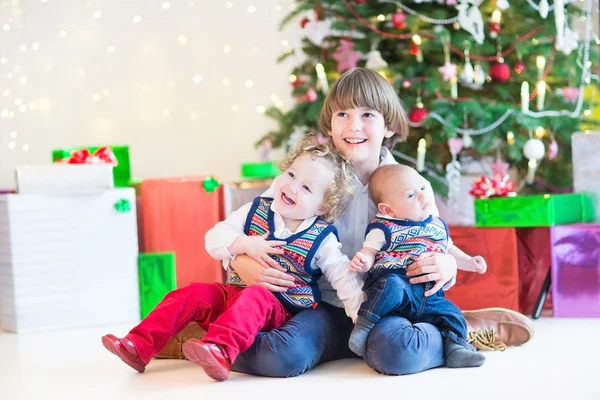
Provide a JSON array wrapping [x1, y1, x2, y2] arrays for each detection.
[[462, 255, 487, 274], [349, 251, 374, 273], [234, 233, 287, 269]]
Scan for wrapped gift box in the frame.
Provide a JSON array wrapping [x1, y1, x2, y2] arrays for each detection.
[[445, 227, 519, 311], [140, 176, 225, 288], [223, 178, 273, 217], [550, 224, 600, 317], [138, 253, 176, 319], [0, 188, 139, 332], [474, 193, 595, 228], [52, 145, 131, 187], [572, 131, 600, 222], [16, 164, 114, 194], [516, 228, 553, 316], [240, 161, 279, 180]]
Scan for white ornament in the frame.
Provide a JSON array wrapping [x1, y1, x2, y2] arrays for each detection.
[[523, 138, 546, 160], [365, 49, 388, 70], [462, 133, 473, 148], [554, 0, 579, 56], [304, 19, 331, 46], [538, 0, 549, 18], [496, 0, 510, 11], [459, 59, 474, 83], [456, 0, 485, 45]]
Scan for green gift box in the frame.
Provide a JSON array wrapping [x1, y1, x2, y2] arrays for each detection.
[[241, 161, 280, 179], [138, 252, 176, 319], [52, 145, 131, 187], [474, 193, 596, 228]]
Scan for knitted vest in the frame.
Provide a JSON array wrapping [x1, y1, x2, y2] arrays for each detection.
[[366, 215, 449, 271], [228, 197, 336, 313]]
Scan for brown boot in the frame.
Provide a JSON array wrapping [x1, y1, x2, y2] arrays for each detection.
[[154, 323, 206, 360], [463, 308, 535, 351]]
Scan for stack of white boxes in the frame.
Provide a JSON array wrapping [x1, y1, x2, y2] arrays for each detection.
[[0, 165, 140, 332]]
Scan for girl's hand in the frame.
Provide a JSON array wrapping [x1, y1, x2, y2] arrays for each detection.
[[237, 233, 287, 269], [405, 252, 458, 297]]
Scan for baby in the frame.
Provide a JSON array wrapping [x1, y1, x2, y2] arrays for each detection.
[[348, 164, 486, 368]]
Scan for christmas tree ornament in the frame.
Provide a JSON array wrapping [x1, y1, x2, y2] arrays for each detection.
[[456, 0, 485, 45], [408, 95, 428, 124], [462, 133, 473, 147], [297, 87, 318, 103], [402, 80, 412, 89], [559, 86, 580, 103], [416, 138, 427, 172], [496, 0, 510, 11], [366, 49, 388, 70], [410, 35, 424, 63], [458, 47, 474, 84], [304, 18, 331, 46], [538, 0, 549, 18], [514, 59, 526, 75], [521, 81, 530, 112], [548, 136, 559, 160], [258, 138, 273, 161], [332, 39, 362, 72], [490, 57, 510, 82], [300, 17, 310, 29], [438, 33, 457, 82], [524, 137, 545, 184], [392, 12, 406, 29], [445, 137, 464, 217], [489, 9, 502, 39], [290, 75, 306, 89]]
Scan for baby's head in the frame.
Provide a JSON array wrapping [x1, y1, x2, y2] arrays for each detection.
[[369, 164, 434, 221], [274, 134, 354, 223]]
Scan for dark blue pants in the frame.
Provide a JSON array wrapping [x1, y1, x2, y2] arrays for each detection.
[[231, 301, 445, 376], [359, 270, 474, 351]]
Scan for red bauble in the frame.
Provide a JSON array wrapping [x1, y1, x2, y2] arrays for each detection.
[[514, 60, 526, 75], [392, 12, 406, 29], [490, 62, 510, 82], [408, 106, 428, 123], [490, 23, 501, 33], [300, 17, 310, 28], [354, 0, 367, 3]]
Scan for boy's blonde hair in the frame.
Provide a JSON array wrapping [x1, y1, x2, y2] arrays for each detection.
[[318, 68, 409, 150], [279, 133, 355, 223]]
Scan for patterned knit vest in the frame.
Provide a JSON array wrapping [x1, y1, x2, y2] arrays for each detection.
[[367, 215, 449, 271], [228, 197, 336, 314]]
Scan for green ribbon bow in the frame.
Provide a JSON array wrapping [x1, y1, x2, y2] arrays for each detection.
[[202, 176, 220, 193], [114, 198, 131, 213]]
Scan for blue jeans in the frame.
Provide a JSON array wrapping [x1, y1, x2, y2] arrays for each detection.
[[360, 271, 473, 350], [231, 301, 445, 377]]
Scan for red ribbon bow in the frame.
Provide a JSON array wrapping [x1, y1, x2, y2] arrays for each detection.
[[469, 174, 516, 199], [59, 146, 118, 166]]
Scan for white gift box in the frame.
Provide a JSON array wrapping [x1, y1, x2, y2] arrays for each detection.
[[0, 188, 139, 332], [16, 164, 114, 194], [572, 131, 600, 222]]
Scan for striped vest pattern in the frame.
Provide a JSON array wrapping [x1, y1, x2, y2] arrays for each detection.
[[228, 197, 336, 313], [367, 215, 449, 271]]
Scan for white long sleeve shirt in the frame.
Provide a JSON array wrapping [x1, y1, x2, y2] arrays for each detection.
[[204, 201, 366, 322]]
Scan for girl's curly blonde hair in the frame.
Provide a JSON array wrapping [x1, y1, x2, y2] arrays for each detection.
[[278, 133, 355, 223]]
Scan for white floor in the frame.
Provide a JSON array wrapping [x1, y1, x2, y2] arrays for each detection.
[[1, 318, 598, 400]]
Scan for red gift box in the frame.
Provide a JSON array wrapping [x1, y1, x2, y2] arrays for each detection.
[[140, 176, 225, 288], [446, 227, 520, 311], [516, 228, 553, 316]]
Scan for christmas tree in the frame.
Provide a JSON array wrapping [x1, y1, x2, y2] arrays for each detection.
[[262, 0, 599, 196]]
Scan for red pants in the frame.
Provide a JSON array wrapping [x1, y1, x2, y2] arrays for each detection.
[[126, 283, 291, 364]]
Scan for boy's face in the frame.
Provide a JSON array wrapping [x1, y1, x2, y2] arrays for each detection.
[[273, 153, 334, 223], [379, 168, 433, 221], [326, 107, 394, 165]]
